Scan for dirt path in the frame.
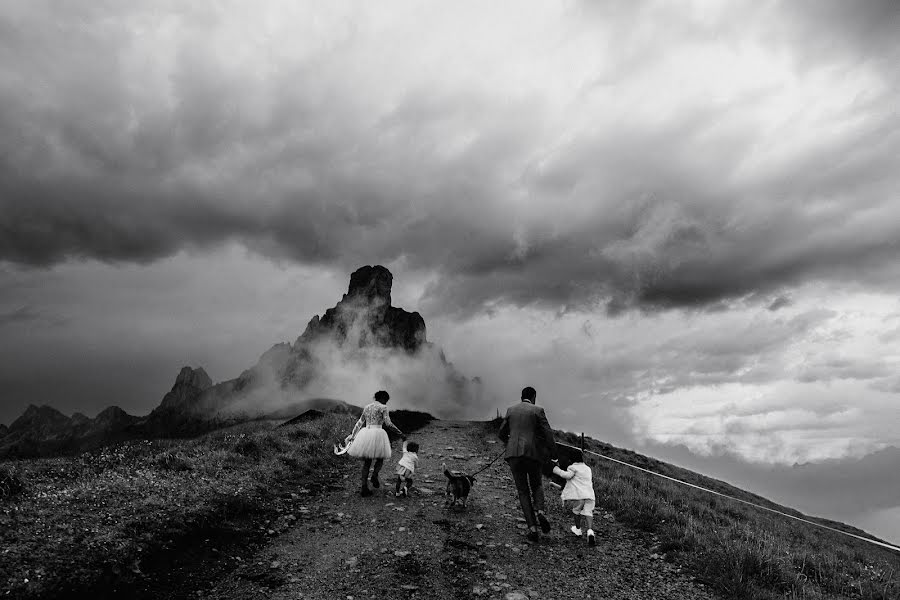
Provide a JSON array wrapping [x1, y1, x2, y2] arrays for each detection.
[[208, 420, 717, 600]]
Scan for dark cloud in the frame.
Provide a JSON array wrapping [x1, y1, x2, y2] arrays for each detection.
[[868, 374, 900, 394], [0, 304, 65, 328], [605, 307, 837, 395], [1, 1, 899, 318], [0, 305, 41, 327], [768, 296, 792, 311], [797, 356, 892, 384], [784, 0, 900, 68]]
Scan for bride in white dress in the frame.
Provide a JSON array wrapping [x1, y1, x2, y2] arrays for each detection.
[[345, 390, 405, 496]]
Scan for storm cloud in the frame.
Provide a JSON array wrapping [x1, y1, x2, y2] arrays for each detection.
[[2, 1, 900, 316]]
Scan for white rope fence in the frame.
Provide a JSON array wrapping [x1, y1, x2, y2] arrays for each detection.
[[555, 441, 900, 554]]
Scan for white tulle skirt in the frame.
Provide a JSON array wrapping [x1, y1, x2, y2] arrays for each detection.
[[347, 427, 392, 459]]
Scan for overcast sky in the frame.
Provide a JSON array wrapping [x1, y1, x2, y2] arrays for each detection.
[[2, 1, 899, 540]]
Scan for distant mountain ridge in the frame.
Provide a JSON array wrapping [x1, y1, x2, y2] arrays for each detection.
[[0, 404, 141, 458], [0, 265, 483, 458]]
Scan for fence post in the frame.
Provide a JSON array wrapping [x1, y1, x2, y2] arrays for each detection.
[[580, 432, 585, 452]]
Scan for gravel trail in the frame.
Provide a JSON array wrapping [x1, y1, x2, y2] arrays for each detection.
[[209, 420, 718, 600]]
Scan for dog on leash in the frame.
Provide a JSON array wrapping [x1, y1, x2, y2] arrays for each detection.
[[443, 463, 476, 508]]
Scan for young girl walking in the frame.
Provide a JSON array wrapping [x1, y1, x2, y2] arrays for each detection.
[[394, 440, 420, 497], [552, 449, 597, 545]]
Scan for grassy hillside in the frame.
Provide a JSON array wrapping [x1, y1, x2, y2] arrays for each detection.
[[551, 429, 900, 600], [0, 414, 358, 598], [4, 415, 897, 599]]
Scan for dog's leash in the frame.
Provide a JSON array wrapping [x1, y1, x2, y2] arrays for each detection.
[[469, 448, 507, 477]]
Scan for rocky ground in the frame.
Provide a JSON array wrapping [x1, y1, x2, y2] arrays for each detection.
[[206, 420, 718, 600]]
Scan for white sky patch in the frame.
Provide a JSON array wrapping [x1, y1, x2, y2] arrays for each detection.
[[628, 289, 900, 464]]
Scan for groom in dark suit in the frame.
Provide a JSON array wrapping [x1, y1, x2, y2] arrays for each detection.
[[498, 386, 558, 542]]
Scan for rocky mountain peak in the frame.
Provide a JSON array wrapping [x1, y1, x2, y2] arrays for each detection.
[[94, 406, 133, 427], [9, 404, 70, 433], [71, 412, 91, 426], [20, 404, 44, 418], [156, 366, 214, 414], [345, 265, 393, 306], [174, 366, 213, 390], [296, 265, 426, 352]]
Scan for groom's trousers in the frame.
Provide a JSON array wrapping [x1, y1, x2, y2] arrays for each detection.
[[506, 456, 544, 529]]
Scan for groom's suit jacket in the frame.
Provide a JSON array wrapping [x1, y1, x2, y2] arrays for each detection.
[[498, 401, 558, 462]]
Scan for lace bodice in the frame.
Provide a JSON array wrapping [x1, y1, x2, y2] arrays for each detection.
[[350, 402, 403, 437]]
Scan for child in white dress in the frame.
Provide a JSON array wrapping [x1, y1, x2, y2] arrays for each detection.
[[394, 440, 420, 497], [552, 449, 597, 546]]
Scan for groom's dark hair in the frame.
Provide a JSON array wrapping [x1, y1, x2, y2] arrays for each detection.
[[521, 386, 536, 402]]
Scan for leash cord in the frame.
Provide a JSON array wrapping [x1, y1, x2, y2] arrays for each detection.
[[470, 448, 507, 477], [555, 441, 900, 554]]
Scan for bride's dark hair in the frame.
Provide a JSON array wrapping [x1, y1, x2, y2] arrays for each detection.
[[374, 390, 390, 404]]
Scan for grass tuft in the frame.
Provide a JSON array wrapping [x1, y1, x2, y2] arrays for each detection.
[[154, 451, 192, 472], [0, 465, 25, 500]]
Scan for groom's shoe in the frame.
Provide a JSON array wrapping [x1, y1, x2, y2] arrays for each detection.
[[370, 476, 381, 489], [537, 511, 551, 534], [361, 486, 373, 497], [526, 527, 540, 543]]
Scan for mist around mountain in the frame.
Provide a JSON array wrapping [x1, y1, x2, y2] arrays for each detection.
[[0, 265, 485, 458]]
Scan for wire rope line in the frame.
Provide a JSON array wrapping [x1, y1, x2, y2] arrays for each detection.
[[556, 441, 900, 554]]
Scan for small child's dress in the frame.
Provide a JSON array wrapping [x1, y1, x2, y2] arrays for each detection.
[[395, 441, 418, 479], [552, 462, 595, 517]]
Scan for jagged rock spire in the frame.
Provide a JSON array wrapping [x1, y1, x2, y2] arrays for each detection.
[[297, 265, 426, 352], [346, 265, 393, 305]]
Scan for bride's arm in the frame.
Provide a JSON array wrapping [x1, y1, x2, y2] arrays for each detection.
[[383, 408, 404, 438], [349, 413, 365, 438]]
